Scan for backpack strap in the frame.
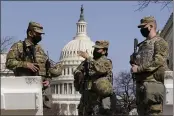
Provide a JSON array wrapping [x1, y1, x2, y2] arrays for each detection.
[[22, 41, 27, 61]]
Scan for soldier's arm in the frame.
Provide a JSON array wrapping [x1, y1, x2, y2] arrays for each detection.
[[6, 42, 28, 70], [35, 45, 63, 78], [137, 39, 168, 72], [74, 61, 85, 74], [87, 57, 112, 76], [49, 63, 63, 77]]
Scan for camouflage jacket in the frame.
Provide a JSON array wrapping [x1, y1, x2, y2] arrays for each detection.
[[74, 55, 113, 91], [133, 36, 169, 82], [6, 38, 63, 79]]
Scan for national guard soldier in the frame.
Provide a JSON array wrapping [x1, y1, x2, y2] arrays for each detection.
[[73, 40, 115, 116], [6, 21, 63, 113], [130, 16, 169, 115]]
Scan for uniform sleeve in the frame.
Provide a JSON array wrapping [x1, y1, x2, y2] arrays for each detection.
[[87, 57, 112, 76], [49, 63, 63, 77], [37, 45, 63, 78], [73, 61, 85, 75], [137, 39, 169, 72], [6, 42, 28, 70]]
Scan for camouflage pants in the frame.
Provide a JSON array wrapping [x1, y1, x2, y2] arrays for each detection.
[[42, 86, 52, 109], [136, 81, 165, 116], [78, 91, 113, 116]]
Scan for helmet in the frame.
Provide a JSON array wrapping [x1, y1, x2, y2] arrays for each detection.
[[93, 77, 113, 97]]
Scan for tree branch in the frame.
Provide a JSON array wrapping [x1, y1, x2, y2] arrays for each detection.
[[114, 70, 136, 114], [135, 0, 172, 11], [1, 36, 16, 53]]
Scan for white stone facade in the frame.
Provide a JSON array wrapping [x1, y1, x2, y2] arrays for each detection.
[[0, 53, 13, 76], [160, 13, 173, 70]]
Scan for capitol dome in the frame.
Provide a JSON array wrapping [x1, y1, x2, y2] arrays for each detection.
[[51, 5, 95, 115], [60, 11, 95, 62], [60, 35, 94, 61]]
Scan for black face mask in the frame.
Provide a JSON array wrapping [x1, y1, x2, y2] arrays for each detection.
[[140, 27, 150, 37], [93, 50, 103, 59], [32, 35, 42, 45]]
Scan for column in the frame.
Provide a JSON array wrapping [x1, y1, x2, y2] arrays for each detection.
[[59, 104, 61, 115], [58, 84, 60, 94], [65, 68, 67, 75], [81, 25, 82, 32], [71, 68, 74, 75], [62, 83, 64, 94], [76, 104, 78, 115], [69, 67, 72, 75], [83, 25, 84, 32], [67, 104, 70, 115], [67, 83, 69, 94], [72, 83, 74, 94], [84, 25, 86, 33]]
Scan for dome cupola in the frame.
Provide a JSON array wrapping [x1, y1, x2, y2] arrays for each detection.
[[60, 5, 95, 63]]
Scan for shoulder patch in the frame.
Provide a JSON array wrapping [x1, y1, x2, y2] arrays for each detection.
[[155, 39, 168, 53]]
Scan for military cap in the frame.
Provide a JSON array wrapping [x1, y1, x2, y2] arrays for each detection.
[[27, 21, 45, 34], [138, 16, 156, 28], [93, 40, 109, 48]]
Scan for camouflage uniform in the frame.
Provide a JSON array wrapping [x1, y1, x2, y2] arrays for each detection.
[[6, 22, 63, 111], [131, 16, 169, 116], [74, 40, 114, 116]]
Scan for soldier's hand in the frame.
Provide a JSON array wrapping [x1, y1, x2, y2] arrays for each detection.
[[131, 64, 138, 73], [43, 80, 50, 87], [26, 62, 39, 72], [78, 51, 89, 59]]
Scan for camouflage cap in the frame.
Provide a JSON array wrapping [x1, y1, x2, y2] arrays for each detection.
[[27, 21, 45, 34], [138, 16, 156, 28], [93, 40, 109, 48]]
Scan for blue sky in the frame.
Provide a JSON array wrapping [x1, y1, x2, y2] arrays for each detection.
[[1, 1, 172, 74]]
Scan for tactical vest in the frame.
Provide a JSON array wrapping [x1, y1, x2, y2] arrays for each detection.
[[14, 40, 47, 76], [137, 38, 156, 66], [135, 36, 168, 82]]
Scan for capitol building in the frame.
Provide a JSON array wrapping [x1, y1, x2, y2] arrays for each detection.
[[51, 6, 94, 115]]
